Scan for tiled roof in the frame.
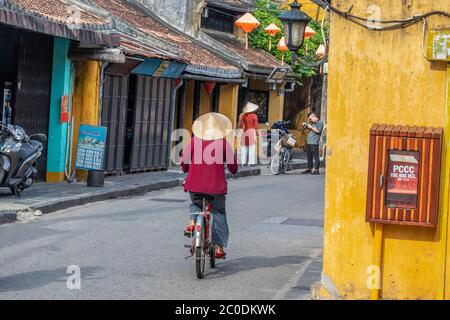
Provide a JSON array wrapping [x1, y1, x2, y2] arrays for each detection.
[[92, 0, 240, 74], [119, 34, 179, 61], [1, 0, 119, 46], [206, 0, 254, 12], [10, 0, 110, 26], [205, 31, 285, 74]]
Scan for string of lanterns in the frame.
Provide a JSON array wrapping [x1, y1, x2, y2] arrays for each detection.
[[234, 0, 325, 62]]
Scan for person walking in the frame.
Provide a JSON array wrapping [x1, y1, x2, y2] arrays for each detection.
[[181, 112, 238, 259], [302, 112, 324, 175], [239, 102, 259, 166]]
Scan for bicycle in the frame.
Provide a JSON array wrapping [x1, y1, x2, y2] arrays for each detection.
[[270, 134, 297, 175], [185, 195, 216, 279]]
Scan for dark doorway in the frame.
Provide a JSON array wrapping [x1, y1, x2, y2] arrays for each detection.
[[129, 76, 173, 172], [101, 74, 174, 174], [0, 26, 53, 180], [101, 74, 129, 174]]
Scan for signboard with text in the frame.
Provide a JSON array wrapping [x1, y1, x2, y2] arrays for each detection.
[[75, 125, 107, 171], [386, 150, 420, 209]]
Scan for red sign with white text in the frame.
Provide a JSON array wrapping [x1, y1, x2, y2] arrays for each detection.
[[386, 150, 420, 209]]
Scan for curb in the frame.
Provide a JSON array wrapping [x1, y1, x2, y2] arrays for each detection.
[[0, 167, 264, 225], [0, 211, 17, 225], [1, 161, 317, 226]]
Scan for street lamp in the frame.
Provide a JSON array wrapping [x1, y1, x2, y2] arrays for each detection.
[[279, 0, 311, 58]]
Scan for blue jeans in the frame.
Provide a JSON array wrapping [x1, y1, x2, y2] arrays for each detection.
[[189, 193, 229, 247]]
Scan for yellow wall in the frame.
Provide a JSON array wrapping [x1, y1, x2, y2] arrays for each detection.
[[219, 83, 240, 129], [282, 0, 325, 21], [200, 85, 213, 116], [322, 0, 449, 300], [183, 80, 195, 131], [71, 61, 101, 181]]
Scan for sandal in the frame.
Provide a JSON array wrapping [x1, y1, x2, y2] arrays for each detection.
[[184, 221, 195, 237], [215, 247, 227, 259]]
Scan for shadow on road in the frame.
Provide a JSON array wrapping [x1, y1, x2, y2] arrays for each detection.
[[0, 266, 102, 293], [207, 255, 309, 279]]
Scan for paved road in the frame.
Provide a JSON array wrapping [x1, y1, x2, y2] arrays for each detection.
[[0, 171, 324, 300]]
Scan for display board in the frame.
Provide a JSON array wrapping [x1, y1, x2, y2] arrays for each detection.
[[75, 125, 107, 171]]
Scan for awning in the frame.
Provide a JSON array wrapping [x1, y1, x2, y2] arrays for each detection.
[[105, 57, 144, 76], [132, 58, 187, 79], [0, 6, 119, 47]]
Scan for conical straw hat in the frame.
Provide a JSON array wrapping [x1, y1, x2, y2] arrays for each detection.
[[242, 102, 259, 114], [192, 112, 232, 141]]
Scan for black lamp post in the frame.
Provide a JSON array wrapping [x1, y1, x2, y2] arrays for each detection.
[[279, 0, 312, 60]]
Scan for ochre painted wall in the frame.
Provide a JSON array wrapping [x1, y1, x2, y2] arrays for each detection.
[[219, 83, 240, 149], [199, 85, 212, 116], [183, 80, 195, 132], [71, 61, 101, 181], [322, 0, 450, 299], [219, 83, 239, 129], [281, 0, 325, 21]]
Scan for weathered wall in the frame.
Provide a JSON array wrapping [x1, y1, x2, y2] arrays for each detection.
[[71, 61, 101, 181], [280, 0, 325, 21], [323, 0, 449, 299], [135, 0, 204, 34]]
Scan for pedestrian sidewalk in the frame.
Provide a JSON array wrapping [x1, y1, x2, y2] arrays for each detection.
[[0, 156, 309, 225]]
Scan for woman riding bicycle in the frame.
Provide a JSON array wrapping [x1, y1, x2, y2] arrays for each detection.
[[181, 113, 238, 259]]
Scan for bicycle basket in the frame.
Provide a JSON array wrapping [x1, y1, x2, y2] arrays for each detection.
[[281, 134, 296, 149]]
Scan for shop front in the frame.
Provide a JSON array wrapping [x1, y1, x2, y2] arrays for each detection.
[[0, 25, 54, 180], [101, 58, 186, 175]]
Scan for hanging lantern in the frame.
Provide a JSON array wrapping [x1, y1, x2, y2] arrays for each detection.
[[235, 13, 260, 50], [279, 0, 311, 54], [277, 36, 289, 65], [315, 44, 326, 59], [304, 26, 316, 40], [265, 23, 281, 51], [203, 82, 216, 95]]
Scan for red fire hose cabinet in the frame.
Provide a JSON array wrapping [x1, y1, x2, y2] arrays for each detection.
[[366, 124, 444, 227]]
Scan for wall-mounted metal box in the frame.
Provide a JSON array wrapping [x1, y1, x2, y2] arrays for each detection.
[[366, 124, 444, 227]]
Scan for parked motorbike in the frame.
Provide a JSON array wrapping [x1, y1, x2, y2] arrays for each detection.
[[0, 123, 47, 196]]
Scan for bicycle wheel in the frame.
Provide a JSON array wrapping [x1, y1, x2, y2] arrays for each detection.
[[209, 246, 216, 268], [196, 220, 206, 279], [281, 149, 291, 174], [270, 153, 282, 175]]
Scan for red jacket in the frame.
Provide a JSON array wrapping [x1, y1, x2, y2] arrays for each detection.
[[181, 137, 238, 195], [239, 113, 259, 146]]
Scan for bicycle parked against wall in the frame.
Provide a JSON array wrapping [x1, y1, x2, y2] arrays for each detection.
[[185, 195, 216, 279], [269, 121, 297, 175]]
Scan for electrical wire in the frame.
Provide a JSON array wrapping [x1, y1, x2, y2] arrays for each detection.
[[321, 0, 450, 31]]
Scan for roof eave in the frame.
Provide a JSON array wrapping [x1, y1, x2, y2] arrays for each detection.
[[185, 64, 242, 79], [0, 2, 120, 46], [206, 1, 254, 14]]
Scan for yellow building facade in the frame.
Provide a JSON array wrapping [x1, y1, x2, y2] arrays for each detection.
[[321, 0, 450, 299], [71, 61, 102, 180], [281, 0, 326, 21]]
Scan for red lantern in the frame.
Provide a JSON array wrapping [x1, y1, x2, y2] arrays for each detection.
[[203, 82, 216, 95], [235, 13, 260, 50]]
